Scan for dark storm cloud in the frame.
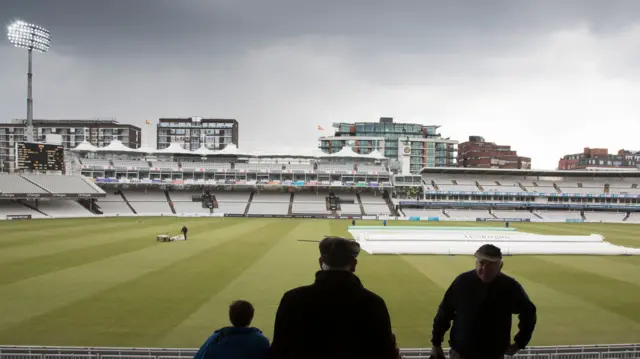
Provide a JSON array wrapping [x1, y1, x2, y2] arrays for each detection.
[[3, 0, 640, 59], [1, 0, 640, 169]]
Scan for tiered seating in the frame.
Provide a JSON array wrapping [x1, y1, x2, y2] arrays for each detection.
[[0, 174, 47, 194], [33, 199, 93, 217], [123, 189, 172, 214], [608, 181, 640, 195], [359, 193, 391, 215], [536, 210, 582, 220], [81, 158, 112, 168], [293, 192, 328, 214], [402, 209, 444, 218], [96, 192, 133, 215], [113, 160, 149, 169], [0, 199, 45, 218], [556, 180, 600, 194], [150, 161, 179, 171], [336, 193, 362, 215], [340, 204, 362, 215], [316, 164, 353, 172], [627, 213, 640, 223], [250, 192, 290, 214], [493, 210, 536, 219], [236, 163, 283, 171], [215, 192, 250, 214], [169, 191, 210, 214], [583, 212, 626, 222], [446, 209, 492, 219], [286, 163, 312, 171], [181, 161, 231, 171], [22, 175, 100, 194], [433, 179, 479, 192], [356, 164, 387, 173], [520, 180, 556, 193]]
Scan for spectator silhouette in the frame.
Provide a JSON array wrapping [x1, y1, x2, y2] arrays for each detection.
[[269, 236, 400, 359], [430, 244, 537, 359], [194, 300, 269, 359]]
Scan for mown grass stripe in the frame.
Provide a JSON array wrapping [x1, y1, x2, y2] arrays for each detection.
[[162, 219, 319, 347], [537, 256, 640, 286], [504, 256, 640, 324], [0, 219, 271, 333], [501, 267, 640, 346], [0, 217, 192, 263], [0, 220, 157, 250], [0, 219, 288, 347], [0, 217, 142, 236], [0, 219, 240, 286]]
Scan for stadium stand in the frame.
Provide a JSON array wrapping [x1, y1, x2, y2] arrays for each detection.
[[168, 191, 210, 214], [0, 174, 48, 194], [359, 192, 392, 215], [250, 192, 290, 215], [22, 174, 101, 194], [446, 209, 493, 220], [96, 191, 134, 215], [215, 191, 251, 215], [4, 144, 640, 224], [0, 199, 45, 218], [292, 192, 330, 214], [31, 198, 93, 217], [121, 189, 172, 215]]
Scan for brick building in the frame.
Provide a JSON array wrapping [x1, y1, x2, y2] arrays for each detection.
[[558, 147, 640, 170], [457, 136, 531, 169]]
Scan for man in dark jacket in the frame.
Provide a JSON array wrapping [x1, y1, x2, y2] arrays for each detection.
[[269, 236, 400, 359], [194, 300, 269, 359], [181, 225, 188, 240], [430, 244, 537, 359]]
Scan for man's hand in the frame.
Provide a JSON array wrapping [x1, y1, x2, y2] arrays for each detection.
[[430, 345, 445, 359], [505, 343, 520, 356]]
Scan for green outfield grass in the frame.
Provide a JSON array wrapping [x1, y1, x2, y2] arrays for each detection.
[[0, 217, 639, 348]]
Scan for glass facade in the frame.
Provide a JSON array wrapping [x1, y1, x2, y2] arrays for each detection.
[[156, 118, 239, 151], [319, 118, 457, 174]]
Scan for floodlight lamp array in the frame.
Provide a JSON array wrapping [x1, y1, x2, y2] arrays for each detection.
[[7, 20, 51, 52]]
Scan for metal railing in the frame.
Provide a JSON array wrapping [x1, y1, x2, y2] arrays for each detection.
[[1, 344, 639, 359]]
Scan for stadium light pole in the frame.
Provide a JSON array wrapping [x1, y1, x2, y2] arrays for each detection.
[[7, 20, 51, 143]]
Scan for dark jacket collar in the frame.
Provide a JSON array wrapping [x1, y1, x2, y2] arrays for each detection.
[[314, 270, 363, 287]]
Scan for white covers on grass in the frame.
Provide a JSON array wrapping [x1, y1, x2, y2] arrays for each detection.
[[347, 226, 640, 256]]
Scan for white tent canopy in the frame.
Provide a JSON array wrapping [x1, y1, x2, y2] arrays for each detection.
[[215, 144, 254, 157], [192, 145, 217, 156], [71, 141, 98, 152], [324, 146, 364, 158], [366, 149, 387, 160], [95, 139, 136, 153], [76, 142, 384, 161]]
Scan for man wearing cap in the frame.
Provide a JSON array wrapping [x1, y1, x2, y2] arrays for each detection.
[[269, 236, 400, 359], [430, 244, 537, 359]]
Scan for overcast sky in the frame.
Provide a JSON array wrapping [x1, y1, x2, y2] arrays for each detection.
[[2, 0, 640, 169]]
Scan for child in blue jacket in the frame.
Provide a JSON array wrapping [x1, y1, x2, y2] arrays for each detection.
[[194, 300, 269, 359]]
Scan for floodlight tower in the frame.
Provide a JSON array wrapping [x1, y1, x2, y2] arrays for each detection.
[[7, 20, 51, 143]]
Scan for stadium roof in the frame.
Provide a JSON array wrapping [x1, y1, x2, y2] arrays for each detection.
[[155, 143, 192, 155], [73, 141, 98, 152], [95, 139, 137, 153], [420, 167, 640, 178], [71, 140, 387, 160]]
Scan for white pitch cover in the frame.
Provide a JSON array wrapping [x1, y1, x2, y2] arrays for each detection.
[[347, 226, 640, 256]]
